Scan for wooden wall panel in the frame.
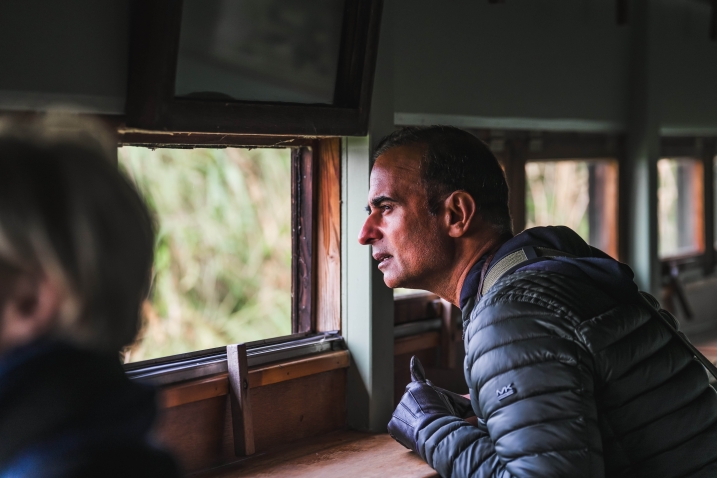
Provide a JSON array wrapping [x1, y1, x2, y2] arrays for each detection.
[[252, 369, 346, 451], [155, 396, 230, 472], [316, 138, 342, 332], [154, 369, 347, 474], [394, 293, 441, 325]]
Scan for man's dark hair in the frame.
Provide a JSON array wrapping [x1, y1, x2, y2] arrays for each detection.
[[373, 126, 512, 234]]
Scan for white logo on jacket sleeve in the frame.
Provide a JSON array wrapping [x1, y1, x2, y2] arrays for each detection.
[[496, 384, 515, 401]]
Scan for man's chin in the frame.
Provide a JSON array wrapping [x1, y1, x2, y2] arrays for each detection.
[[382, 272, 414, 290], [381, 271, 402, 289]]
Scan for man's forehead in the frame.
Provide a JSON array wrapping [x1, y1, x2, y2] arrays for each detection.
[[370, 146, 422, 193], [374, 144, 423, 170]]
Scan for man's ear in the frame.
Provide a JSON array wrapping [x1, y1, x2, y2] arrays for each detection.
[[444, 191, 477, 238], [0, 274, 61, 353]]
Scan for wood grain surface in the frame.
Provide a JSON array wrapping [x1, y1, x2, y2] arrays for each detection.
[[192, 430, 438, 478], [159, 351, 350, 409], [316, 138, 342, 332], [393, 331, 440, 356], [155, 369, 347, 473], [227, 344, 255, 456]]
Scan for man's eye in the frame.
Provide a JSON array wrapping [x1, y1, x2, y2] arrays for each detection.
[[381, 205, 392, 212]]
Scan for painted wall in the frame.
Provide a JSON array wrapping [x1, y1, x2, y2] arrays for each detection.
[[0, 0, 128, 113], [660, 0, 717, 133], [1, 0, 715, 132], [392, 0, 717, 133], [393, 0, 631, 130]]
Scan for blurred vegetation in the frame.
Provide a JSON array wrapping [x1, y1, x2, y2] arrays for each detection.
[[118, 146, 292, 363], [657, 158, 702, 258], [525, 161, 590, 240]]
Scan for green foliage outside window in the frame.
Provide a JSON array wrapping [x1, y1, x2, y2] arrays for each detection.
[[525, 161, 590, 240], [118, 146, 292, 363]]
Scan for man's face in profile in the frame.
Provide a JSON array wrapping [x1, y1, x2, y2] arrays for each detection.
[[358, 146, 451, 290]]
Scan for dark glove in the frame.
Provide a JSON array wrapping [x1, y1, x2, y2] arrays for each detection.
[[387, 356, 473, 457]]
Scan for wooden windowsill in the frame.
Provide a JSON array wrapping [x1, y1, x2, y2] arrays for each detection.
[[191, 429, 437, 478], [160, 350, 349, 409], [394, 331, 440, 356]]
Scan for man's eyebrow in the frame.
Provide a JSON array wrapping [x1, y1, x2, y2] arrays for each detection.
[[369, 195, 396, 209]]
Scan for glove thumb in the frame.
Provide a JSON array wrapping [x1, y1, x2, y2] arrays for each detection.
[[410, 355, 426, 382]]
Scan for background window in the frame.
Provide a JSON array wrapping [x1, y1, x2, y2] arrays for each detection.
[[525, 159, 618, 258], [118, 147, 291, 363], [658, 157, 704, 259]]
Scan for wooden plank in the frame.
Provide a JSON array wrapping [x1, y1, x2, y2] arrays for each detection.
[[393, 331, 440, 356], [194, 431, 436, 478], [160, 351, 350, 409], [692, 159, 705, 254], [161, 374, 229, 409], [227, 344, 255, 456], [702, 139, 716, 274], [248, 351, 349, 388], [251, 370, 347, 453], [316, 138, 342, 332], [117, 130, 315, 148], [155, 395, 230, 472], [394, 292, 441, 325], [525, 132, 621, 161], [292, 147, 316, 333], [154, 369, 348, 473]]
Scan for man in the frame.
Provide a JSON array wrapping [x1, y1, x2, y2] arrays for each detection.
[[359, 126, 717, 477]]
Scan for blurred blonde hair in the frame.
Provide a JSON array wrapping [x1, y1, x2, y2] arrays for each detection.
[[0, 113, 155, 353]]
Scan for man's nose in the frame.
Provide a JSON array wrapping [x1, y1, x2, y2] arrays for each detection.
[[358, 214, 381, 245]]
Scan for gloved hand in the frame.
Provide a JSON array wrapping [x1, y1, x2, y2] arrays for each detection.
[[408, 355, 474, 419], [387, 356, 474, 457]]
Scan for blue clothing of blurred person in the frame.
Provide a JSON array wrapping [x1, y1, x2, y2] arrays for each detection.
[[0, 117, 180, 478]]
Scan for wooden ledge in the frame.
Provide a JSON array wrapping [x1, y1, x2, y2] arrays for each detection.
[[394, 331, 440, 356], [160, 350, 350, 409], [191, 430, 438, 478]]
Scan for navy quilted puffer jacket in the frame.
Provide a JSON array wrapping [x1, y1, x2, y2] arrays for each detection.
[[417, 227, 717, 477]]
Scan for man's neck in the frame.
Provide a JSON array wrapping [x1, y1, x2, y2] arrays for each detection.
[[440, 233, 508, 307]]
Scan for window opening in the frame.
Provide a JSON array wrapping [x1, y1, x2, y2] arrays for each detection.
[[658, 157, 704, 259], [118, 146, 292, 363], [525, 159, 618, 258]]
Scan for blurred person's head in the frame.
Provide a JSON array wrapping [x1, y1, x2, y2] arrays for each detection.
[[358, 126, 511, 302], [0, 115, 154, 356]]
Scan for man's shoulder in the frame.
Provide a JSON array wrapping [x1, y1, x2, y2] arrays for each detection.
[[467, 269, 616, 332]]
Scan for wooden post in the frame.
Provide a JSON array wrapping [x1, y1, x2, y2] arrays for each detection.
[[227, 344, 255, 456]]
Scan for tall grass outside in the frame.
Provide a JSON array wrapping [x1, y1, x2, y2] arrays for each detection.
[[118, 146, 292, 363], [526, 161, 590, 239]]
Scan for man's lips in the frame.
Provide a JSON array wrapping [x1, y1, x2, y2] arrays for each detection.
[[373, 253, 393, 268]]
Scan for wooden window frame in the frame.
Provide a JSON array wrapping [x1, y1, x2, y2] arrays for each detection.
[[118, 132, 342, 371], [125, 0, 382, 137]]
